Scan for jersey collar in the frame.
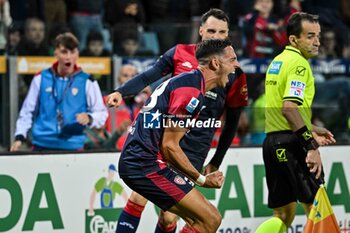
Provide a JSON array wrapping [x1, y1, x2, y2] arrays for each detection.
[[285, 45, 310, 61]]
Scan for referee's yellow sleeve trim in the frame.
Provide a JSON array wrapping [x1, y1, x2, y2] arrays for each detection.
[[283, 97, 303, 105]]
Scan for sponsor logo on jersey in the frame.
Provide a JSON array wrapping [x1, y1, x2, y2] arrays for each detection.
[[289, 80, 305, 98], [156, 159, 166, 164], [205, 91, 217, 100], [295, 66, 306, 76], [268, 61, 283, 74], [182, 61, 193, 69], [185, 97, 199, 113]]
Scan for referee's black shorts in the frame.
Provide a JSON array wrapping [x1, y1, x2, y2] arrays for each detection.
[[262, 131, 323, 208]]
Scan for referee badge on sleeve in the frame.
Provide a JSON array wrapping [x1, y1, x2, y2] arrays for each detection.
[[290, 80, 305, 98], [268, 61, 283, 74], [295, 66, 306, 76]]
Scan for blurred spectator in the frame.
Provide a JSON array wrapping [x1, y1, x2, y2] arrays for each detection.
[[141, 0, 201, 53], [115, 63, 138, 88], [47, 24, 71, 55], [85, 63, 149, 151], [81, 31, 111, 57], [42, 0, 67, 40], [104, 0, 145, 26], [318, 27, 342, 59], [17, 17, 49, 88], [0, 0, 12, 53], [118, 35, 140, 57], [10, 32, 108, 152], [66, 0, 104, 50], [0, 27, 5, 54], [107, 64, 150, 147], [105, 0, 146, 56], [0, 0, 12, 26], [113, 23, 152, 57], [273, 0, 301, 25], [221, 0, 255, 58], [5, 22, 22, 55], [301, 0, 350, 58], [17, 17, 49, 56], [81, 30, 111, 94], [242, 0, 287, 58], [106, 64, 145, 133], [141, 0, 201, 26], [221, 0, 254, 29]]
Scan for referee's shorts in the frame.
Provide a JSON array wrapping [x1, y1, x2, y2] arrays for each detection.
[[262, 131, 323, 208]]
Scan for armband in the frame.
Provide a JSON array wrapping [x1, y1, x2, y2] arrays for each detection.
[[195, 174, 206, 186], [294, 126, 319, 150]]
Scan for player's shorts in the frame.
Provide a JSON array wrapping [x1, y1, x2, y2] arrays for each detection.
[[263, 131, 323, 208], [119, 155, 194, 211]]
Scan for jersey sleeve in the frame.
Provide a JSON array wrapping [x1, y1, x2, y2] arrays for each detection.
[[168, 87, 202, 119], [14, 74, 41, 139], [282, 64, 309, 105], [116, 46, 176, 96], [86, 78, 108, 128], [225, 68, 248, 107]]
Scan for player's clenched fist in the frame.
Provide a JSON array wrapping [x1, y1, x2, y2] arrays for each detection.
[[106, 91, 123, 108], [203, 171, 224, 188]]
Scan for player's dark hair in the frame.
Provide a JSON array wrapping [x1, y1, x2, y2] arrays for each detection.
[[8, 22, 22, 34], [196, 38, 232, 65], [287, 12, 319, 38], [201, 8, 229, 26], [87, 30, 104, 44], [54, 32, 79, 50]]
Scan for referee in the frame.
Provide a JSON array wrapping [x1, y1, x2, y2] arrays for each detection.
[[256, 12, 336, 233]]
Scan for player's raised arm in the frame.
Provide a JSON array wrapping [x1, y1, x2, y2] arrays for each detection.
[[107, 47, 177, 108]]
